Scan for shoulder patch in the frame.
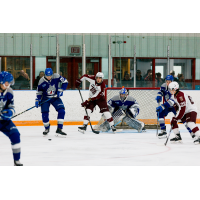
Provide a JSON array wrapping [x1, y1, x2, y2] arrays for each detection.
[[7, 88, 14, 96], [38, 77, 45, 85], [126, 96, 135, 102], [111, 95, 120, 101], [52, 73, 60, 79]]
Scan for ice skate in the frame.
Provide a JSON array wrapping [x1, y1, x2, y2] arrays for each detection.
[[55, 128, 67, 137], [78, 124, 87, 134], [170, 133, 182, 143], [14, 160, 23, 166], [138, 123, 145, 133], [111, 125, 116, 133], [158, 130, 167, 139], [43, 127, 50, 136], [194, 137, 200, 145]]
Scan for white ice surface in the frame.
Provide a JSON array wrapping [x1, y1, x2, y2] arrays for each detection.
[[1, 124, 200, 166]]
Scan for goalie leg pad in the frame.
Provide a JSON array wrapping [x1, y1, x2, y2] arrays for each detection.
[[112, 109, 126, 125], [123, 116, 144, 133]]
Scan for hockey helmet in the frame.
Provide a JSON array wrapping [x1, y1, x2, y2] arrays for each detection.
[[95, 72, 104, 83], [168, 81, 179, 91], [45, 68, 53, 76], [119, 86, 128, 101], [165, 75, 174, 82], [0, 71, 14, 87]]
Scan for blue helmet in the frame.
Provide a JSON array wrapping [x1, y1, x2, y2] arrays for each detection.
[[0, 71, 14, 85], [45, 68, 53, 76], [119, 86, 128, 101], [165, 75, 174, 81]]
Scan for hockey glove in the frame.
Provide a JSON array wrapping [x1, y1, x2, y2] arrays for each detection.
[[156, 105, 165, 113], [81, 100, 90, 107], [1, 109, 13, 120], [57, 89, 63, 97], [155, 96, 162, 103], [75, 79, 81, 88], [171, 117, 178, 128], [35, 98, 41, 108]]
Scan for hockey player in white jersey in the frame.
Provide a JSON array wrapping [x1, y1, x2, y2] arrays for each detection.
[[157, 81, 200, 144], [75, 72, 116, 133], [95, 87, 145, 132]]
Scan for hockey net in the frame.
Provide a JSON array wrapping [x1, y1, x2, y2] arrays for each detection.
[[105, 87, 160, 129]]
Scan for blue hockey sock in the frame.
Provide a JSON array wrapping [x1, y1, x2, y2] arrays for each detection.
[[42, 112, 50, 129], [57, 109, 65, 129]]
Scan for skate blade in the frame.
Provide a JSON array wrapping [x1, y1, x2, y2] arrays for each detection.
[[115, 129, 123, 132], [78, 129, 85, 134], [55, 134, 67, 138], [194, 142, 200, 145], [158, 135, 167, 139], [43, 134, 48, 137], [170, 140, 183, 144]]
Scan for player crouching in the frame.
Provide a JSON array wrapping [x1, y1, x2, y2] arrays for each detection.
[[95, 87, 145, 133], [76, 72, 116, 133], [0, 71, 23, 166], [35, 68, 68, 137]]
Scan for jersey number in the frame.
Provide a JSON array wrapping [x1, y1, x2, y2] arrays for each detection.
[[188, 96, 194, 104]]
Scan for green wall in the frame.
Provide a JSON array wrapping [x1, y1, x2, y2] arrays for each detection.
[[1, 33, 200, 58]]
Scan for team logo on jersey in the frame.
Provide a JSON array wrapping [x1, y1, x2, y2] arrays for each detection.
[[47, 84, 56, 95], [120, 104, 127, 110], [179, 96, 183, 101], [0, 99, 6, 112], [42, 84, 46, 87], [91, 84, 97, 95]]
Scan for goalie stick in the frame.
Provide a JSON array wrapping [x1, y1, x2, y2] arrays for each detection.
[[78, 87, 99, 134], [11, 96, 57, 119]]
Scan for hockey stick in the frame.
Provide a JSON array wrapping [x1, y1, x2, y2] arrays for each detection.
[[164, 127, 172, 146], [78, 87, 99, 134], [11, 96, 57, 119], [156, 102, 161, 137]]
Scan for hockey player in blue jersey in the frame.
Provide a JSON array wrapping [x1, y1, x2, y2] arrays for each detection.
[[96, 87, 145, 132], [155, 75, 176, 138], [0, 71, 23, 166], [35, 68, 68, 137]]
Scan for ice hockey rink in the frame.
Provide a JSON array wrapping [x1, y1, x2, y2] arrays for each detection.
[[1, 124, 200, 166]]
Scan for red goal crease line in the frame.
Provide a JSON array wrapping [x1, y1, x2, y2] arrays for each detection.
[[12, 119, 200, 126]]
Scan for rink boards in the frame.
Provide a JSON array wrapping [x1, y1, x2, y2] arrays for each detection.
[[12, 90, 200, 126]]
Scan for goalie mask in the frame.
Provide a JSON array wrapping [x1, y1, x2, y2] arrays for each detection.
[[119, 86, 128, 101]]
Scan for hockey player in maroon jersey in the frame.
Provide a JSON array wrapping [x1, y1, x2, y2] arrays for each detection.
[[157, 81, 200, 144], [75, 72, 116, 133]]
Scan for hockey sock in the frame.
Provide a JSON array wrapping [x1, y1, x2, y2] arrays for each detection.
[[158, 118, 166, 130], [57, 109, 65, 129], [9, 132, 21, 161], [42, 112, 50, 129], [103, 111, 114, 127], [83, 109, 92, 124], [12, 143, 21, 161]]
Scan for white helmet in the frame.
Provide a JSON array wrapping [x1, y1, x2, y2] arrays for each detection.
[[168, 81, 179, 91], [95, 72, 104, 80]]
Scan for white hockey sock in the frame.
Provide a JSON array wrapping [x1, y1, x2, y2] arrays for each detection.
[[103, 111, 114, 126]]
